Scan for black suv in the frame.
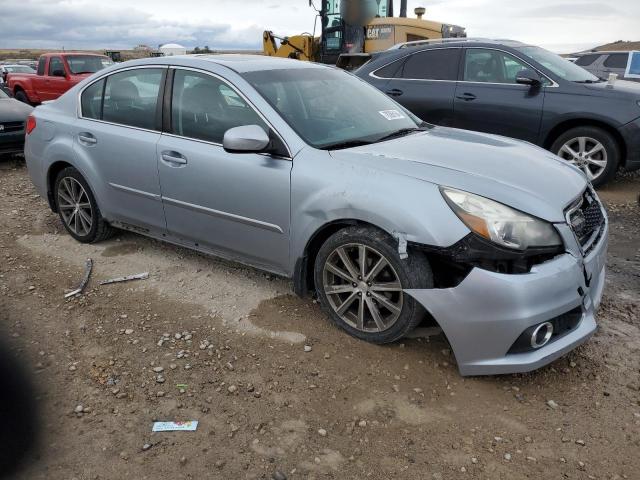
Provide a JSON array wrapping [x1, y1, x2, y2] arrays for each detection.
[[355, 39, 640, 186]]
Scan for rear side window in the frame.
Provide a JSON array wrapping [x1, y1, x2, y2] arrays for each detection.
[[575, 54, 600, 66], [170, 69, 267, 144], [400, 49, 460, 80], [102, 69, 164, 130], [374, 58, 405, 79], [81, 79, 105, 120], [603, 53, 629, 69], [48, 57, 64, 76], [37, 58, 46, 75]]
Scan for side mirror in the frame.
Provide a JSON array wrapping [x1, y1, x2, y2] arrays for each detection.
[[52, 69, 66, 78], [515, 68, 541, 86], [223, 125, 270, 154]]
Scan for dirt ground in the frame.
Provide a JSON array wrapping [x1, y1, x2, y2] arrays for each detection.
[[1, 158, 639, 480]]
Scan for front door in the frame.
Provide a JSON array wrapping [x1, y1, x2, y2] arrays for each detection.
[[157, 68, 292, 274], [42, 56, 68, 101], [453, 48, 545, 143], [72, 67, 167, 235]]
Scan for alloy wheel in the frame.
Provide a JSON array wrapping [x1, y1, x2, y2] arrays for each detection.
[[322, 243, 403, 333], [57, 177, 93, 237], [557, 136, 607, 182]]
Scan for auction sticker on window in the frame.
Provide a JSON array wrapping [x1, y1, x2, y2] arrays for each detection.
[[379, 110, 406, 120]]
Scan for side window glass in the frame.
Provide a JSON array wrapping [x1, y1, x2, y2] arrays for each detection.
[[575, 54, 600, 67], [374, 58, 405, 79], [603, 54, 628, 69], [37, 58, 46, 75], [171, 70, 268, 144], [49, 57, 64, 76], [102, 69, 163, 130], [401, 49, 460, 80], [81, 79, 105, 120], [464, 49, 528, 84]]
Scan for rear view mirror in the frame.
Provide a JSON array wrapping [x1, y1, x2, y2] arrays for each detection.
[[52, 69, 66, 78], [223, 125, 270, 153], [515, 68, 541, 86]]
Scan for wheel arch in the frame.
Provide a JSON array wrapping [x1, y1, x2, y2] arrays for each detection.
[[46, 161, 75, 212], [543, 118, 626, 167]]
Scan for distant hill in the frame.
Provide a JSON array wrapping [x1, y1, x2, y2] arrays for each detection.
[[586, 40, 640, 52]]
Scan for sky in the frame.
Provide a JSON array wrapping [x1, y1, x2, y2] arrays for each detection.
[[0, 0, 638, 54]]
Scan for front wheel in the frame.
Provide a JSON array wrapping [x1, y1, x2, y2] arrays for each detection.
[[13, 90, 31, 105], [54, 167, 114, 243], [314, 226, 433, 344], [551, 126, 619, 187]]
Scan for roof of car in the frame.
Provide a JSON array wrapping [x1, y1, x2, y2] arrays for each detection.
[[122, 54, 327, 73], [389, 38, 529, 50]]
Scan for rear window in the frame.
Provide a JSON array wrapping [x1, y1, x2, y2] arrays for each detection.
[[603, 53, 629, 69], [37, 58, 46, 75], [575, 54, 600, 67], [400, 48, 460, 80]]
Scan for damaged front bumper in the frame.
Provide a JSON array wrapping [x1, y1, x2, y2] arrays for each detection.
[[406, 221, 608, 376]]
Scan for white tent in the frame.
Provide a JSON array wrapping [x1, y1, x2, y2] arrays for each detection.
[[159, 43, 187, 56]]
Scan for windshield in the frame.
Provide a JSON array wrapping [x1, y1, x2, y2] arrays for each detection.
[[66, 56, 114, 75], [243, 68, 422, 149], [517, 46, 600, 82], [5, 66, 35, 74]]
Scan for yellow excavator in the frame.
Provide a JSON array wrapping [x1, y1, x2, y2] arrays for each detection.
[[263, 0, 466, 70]]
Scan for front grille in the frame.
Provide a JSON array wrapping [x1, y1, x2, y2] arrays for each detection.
[[0, 121, 25, 133], [567, 189, 605, 253]]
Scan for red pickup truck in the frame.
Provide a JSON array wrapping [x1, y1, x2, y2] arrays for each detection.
[[7, 53, 113, 105]]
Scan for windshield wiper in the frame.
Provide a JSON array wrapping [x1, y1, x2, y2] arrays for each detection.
[[321, 139, 374, 150], [374, 127, 422, 143], [574, 79, 604, 84]]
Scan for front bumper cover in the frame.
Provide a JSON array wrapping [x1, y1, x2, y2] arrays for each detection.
[[406, 220, 608, 376]]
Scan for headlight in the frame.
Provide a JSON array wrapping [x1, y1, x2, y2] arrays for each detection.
[[441, 187, 562, 250]]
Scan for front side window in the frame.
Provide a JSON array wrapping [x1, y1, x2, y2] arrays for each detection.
[[48, 57, 65, 76], [603, 53, 629, 69], [401, 48, 460, 80], [243, 67, 422, 149], [171, 69, 267, 144], [102, 69, 164, 130], [463, 49, 528, 84]]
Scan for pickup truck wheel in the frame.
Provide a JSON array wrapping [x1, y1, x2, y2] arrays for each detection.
[[14, 90, 31, 105], [54, 167, 114, 244], [314, 226, 433, 344], [551, 126, 619, 187]]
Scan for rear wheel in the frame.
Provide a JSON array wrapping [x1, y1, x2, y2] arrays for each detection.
[[314, 226, 432, 344], [551, 126, 619, 187], [54, 167, 114, 243]]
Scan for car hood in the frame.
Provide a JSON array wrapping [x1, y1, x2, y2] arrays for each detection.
[[0, 98, 33, 122], [329, 127, 587, 223]]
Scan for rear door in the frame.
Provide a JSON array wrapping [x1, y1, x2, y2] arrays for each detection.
[[157, 68, 292, 273], [72, 67, 167, 235], [602, 53, 629, 79], [452, 47, 545, 143], [377, 48, 461, 126]]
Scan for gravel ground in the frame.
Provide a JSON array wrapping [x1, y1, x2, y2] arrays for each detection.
[[1, 158, 639, 480]]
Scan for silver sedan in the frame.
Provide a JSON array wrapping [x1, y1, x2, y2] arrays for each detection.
[[24, 55, 608, 375]]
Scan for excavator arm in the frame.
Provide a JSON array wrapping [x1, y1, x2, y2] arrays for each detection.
[[262, 31, 316, 61]]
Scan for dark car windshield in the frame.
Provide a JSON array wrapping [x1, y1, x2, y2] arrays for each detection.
[[516, 46, 601, 82], [66, 56, 114, 74], [242, 68, 422, 149]]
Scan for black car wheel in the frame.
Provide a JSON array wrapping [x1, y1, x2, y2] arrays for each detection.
[[552, 126, 619, 187], [54, 167, 114, 243], [314, 226, 432, 344], [13, 90, 31, 105]]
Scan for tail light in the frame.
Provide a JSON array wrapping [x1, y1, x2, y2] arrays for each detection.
[[25, 115, 36, 135]]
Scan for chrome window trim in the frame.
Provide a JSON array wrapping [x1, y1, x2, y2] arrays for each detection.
[[370, 46, 558, 88], [167, 66, 293, 160]]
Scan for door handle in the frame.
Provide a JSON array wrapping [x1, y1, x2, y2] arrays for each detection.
[[456, 93, 477, 101], [78, 133, 97, 145], [161, 151, 188, 166], [385, 88, 403, 97]]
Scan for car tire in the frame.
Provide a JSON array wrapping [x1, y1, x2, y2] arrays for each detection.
[[54, 167, 114, 243], [551, 126, 619, 187], [314, 226, 433, 344], [13, 90, 31, 105]]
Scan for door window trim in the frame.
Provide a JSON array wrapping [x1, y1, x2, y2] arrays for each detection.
[[77, 65, 169, 134], [163, 66, 292, 160]]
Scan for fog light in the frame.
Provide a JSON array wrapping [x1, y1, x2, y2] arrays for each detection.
[[530, 322, 554, 349]]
